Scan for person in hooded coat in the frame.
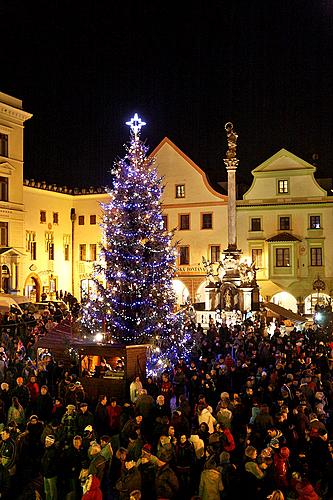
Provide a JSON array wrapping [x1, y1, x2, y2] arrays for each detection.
[[273, 446, 290, 490]]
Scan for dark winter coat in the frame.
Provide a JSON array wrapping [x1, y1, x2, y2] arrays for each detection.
[[115, 466, 142, 500], [41, 444, 59, 478], [12, 384, 30, 409], [155, 463, 179, 499], [36, 393, 54, 422], [77, 410, 94, 434], [0, 437, 16, 470], [94, 403, 109, 436], [135, 393, 155, 419]]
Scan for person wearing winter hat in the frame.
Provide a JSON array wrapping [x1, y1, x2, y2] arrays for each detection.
[[77, 402, 94, 435], [41, 435, 59, 500]]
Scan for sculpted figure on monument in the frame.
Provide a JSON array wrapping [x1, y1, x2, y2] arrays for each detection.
[[225, 122, 238, 159], [224, 288, 233, 310]]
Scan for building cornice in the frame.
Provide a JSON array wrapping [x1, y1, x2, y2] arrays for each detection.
[[237, 198, 333, 208], [0, 103, 32, 123]]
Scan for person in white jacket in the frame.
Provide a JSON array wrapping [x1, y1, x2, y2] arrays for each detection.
[[198, 406, 216, 434]]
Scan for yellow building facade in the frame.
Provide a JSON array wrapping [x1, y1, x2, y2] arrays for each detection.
[[1, 91, 332, 314]]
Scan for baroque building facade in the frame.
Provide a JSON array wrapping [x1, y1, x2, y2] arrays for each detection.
[[1, 91, 332, 315]]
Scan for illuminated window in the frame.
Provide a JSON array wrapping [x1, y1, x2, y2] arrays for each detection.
[[26, 231, 36, 260], [78, 215, 85, 225], [179, 214, 190, 230], [162, 215, 168, 230], [80, 244, 87, 261], [310, 248, 322, 266], [251, 218, 261, 231], [175, 184, 185, 198], [276, 247, 290, 267], [40, 210, 46, 223], [90, 215, 96, 225], [90, 244, 97, 261], [278, 180, 288, 194], [0, 177, 8, 201], [48, 243, 54, 260], [309, 215, 321, 229], [279, 216, 290, 230], [64, 234, 70, 261], [201, 213, 213, 229], [0, 134, 8, 157], [64, 244, 70, 261], [179, 246, 190, 265], [210, 245, 220, 263], [252, 248, 263, 268]]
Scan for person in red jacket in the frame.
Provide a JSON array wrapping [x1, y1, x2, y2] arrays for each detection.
[[291, 472, 319, 500], [273, 446, 290, 490], [82, 474, 103, 500], [220, 423, 235, 453], [107, 398, 122, 435]]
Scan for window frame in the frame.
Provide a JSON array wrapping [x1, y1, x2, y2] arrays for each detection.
[[0, 222, 8, 247], [90, 243, 97, 261], [78, 215, 85, 226], [201, 213, 213, 230], [40, 210, 47, 223], [310, 247, 323, 267], [210, 245, 221, 263], [275, 247, 290, 267], [162, 215, 168, 230], [53, 212, 59, 225], [179, 213, 190, 230], [79, 244, 87, 261], [309, 215, 321, 229], [277, 179, 289, 194], [48, 242, 54, 261], [251, 248, 263, 268], [250, 217, 262, 232], [0, 133, 8, 157], [279, 216, 291, 231], [175, 184, 185, 199], [0, 177, 8, 202], [90, 215, 97, 225], [178, 245, 190, 265]]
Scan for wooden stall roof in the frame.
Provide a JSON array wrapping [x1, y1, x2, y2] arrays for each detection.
[[35, 319, 74, 366], [72, 341, 126, 357]]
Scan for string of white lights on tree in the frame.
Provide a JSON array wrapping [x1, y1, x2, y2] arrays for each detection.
[[81, 114, 193, 373]]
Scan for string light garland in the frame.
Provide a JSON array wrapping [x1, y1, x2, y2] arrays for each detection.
[[81, 114, 190, 371]]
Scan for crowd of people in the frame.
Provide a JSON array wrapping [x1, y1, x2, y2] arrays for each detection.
[[0, 304, 333, 499]]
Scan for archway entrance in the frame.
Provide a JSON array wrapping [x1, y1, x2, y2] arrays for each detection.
[[195, 280, 208, 304], [304, 292, 331, 315], [172, 279, 190, 307], [24, 274, 42, 302], [80, 279, 96, 301], [271, 291, 298, 313]]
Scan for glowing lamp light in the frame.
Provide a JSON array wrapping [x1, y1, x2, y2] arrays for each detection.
[[94, 332, 104, 342]]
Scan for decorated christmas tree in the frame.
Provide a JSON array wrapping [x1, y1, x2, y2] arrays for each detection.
[[81, 114, 191, 365]]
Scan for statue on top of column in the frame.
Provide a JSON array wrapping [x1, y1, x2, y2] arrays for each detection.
[[225, 122, 238, 160]]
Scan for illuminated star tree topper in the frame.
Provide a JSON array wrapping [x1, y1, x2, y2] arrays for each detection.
[[125, 112, 146, 140]]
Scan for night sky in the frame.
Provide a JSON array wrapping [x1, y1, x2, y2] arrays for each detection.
[[1, 1, 332, 189]]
